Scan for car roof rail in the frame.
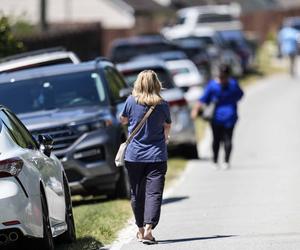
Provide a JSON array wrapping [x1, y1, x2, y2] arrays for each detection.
[[0, 47, 67, 63]]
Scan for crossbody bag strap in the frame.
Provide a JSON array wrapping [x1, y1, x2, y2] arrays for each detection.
[[126, 105, 156, 144]]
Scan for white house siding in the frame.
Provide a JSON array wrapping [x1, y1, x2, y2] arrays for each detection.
[[0, 0, 135, 29]]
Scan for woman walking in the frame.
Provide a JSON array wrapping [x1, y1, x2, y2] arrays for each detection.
[[191, 64, 244, 170], [120, 70, 171, 244]]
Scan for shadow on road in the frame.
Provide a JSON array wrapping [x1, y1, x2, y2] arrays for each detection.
[[158, 235, 236, 244], [162, 196, 189, 206]]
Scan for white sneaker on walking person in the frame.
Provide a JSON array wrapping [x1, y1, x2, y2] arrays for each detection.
[[221, 162, 230, 170], [212, 162, 220, 170]]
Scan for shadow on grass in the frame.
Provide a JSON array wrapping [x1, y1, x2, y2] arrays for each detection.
[[2, 237, 104, 250], [72, 196, 109, 207], [168, 144, 199, 159], [57, 236, 104, 250], [158, 235, 236, 244]]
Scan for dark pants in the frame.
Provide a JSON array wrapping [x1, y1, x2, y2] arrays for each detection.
[[289, 53, 297, 77], [125, 161, 167, 229], [211, 123, 235, 163]]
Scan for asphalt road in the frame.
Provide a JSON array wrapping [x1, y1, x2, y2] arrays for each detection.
[[118, 73, 300, 250]]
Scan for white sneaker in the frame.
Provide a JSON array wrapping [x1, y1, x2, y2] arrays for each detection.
[[212, 162, 220, 170], [221, 162, 230, 170]]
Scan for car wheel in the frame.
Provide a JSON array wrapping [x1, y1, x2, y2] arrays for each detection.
[[38, 194, 55, 250], [57, 178, 76, 244], [115, 167, 130, 199]]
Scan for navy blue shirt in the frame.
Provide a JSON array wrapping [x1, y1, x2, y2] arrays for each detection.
[[121, 95, 171, 162], [200, 78, 244, 128]]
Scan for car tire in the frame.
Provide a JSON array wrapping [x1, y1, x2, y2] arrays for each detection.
[[57, 178, 76, 244], [38, 193, 55, 250], [115, 167, 130, 199]]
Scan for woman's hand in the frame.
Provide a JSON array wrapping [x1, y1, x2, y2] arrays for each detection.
[[191, 102, 202, 120], [164, 123, 171, 144]]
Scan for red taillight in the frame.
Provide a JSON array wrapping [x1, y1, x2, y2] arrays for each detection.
[[0, 157, 23, 178], [168, 98, 187, 107], [3, 220, 21, 226]]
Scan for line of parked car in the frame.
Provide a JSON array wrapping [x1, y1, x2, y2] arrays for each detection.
[[0, 49, 134, 249], [0, 4, 255, 248]]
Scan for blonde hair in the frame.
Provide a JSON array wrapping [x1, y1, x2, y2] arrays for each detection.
[[132, 70, 163, 106]]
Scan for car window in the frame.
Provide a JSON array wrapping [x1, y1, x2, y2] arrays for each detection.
[[111, 43, 178, 63], [197, 13, 233, 23], [0, 71, 108, 114], [104, 67, 127, 104], [121, 68, 174, 89], [0, 110, 37, 149]]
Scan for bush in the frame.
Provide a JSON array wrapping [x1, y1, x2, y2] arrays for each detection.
[[0, 16, 24, 58]]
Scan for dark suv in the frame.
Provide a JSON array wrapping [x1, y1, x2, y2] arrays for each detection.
[[0, 58, 131, 197]]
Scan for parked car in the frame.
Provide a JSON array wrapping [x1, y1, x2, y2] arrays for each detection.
[[171, 37, 212, 80], [117, 59, 198, 158], [0, 105, 76, 249], [131, 50, 188, 62], [109, 35, 180, 63], [0, 59, 131, 198], [217, 29, 254, 72], [191, 27, 243, 77], [165, 59, 204, 89], [0, 47, 80, 74], [162, 4, 242, 40]]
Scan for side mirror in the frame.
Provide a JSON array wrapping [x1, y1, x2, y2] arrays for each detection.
[[119, 88, 132, 99], [38, 134, 54, 157]]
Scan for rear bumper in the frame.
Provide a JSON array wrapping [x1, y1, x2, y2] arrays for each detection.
[[169, 106, 196, 146], [0, 178, 43, 238]]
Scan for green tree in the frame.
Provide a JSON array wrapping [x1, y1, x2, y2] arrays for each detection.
[[0, 16, 24, 58]]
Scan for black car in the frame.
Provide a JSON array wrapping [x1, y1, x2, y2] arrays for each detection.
[[109, 35, 180, 63], [0, 58, 131, 198]]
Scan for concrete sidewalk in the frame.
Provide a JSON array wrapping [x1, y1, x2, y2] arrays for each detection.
[[113, 73, 300, 250]]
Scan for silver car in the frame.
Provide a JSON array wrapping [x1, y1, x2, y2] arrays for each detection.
[[0, 106, 76, 249]]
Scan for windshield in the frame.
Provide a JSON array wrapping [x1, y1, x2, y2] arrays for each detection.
[[218, 30, 245, 41], [121, 68, 174, 89], [197, 14, 233, 23], [112, 43, 178, 63], [0, 71, 107, 114], [175, 16, 186, 25]]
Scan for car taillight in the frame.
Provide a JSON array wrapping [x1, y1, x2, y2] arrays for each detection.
[[0, 157, 23, 178], [168, 98, 188, 107]]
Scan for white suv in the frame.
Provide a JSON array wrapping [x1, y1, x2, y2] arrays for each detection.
[[162, 4, 242, 40], [0, 48, 80, 74]]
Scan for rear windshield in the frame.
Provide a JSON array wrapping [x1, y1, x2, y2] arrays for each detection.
[[0, 71, 107, 114], [111, 43, 178, 63], [121, 68, 174, 89]]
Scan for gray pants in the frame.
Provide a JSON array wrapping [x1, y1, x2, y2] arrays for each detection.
[[125, 161, 167, 229]]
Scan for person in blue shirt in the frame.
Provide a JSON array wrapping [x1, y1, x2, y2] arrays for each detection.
[[278, 24, 300, 76], [120, 70, 171, 244], [191, 64, 244, 170]]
